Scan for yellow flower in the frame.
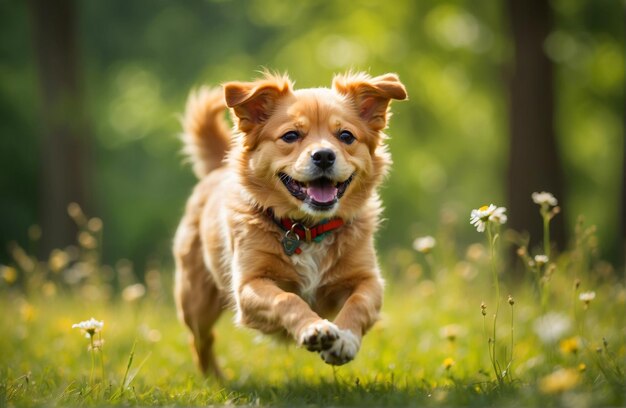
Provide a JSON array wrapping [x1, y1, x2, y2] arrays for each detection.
[[560, 336, 582, 355], [443, 357, 455, 370], [539, 368, 580, 394], [578, 363, 586, 372]]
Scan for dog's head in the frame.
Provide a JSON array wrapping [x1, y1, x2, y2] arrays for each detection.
[[224, 72, 407, 221]]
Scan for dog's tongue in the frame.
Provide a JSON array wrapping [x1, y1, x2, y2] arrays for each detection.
[[307, 183, 338, 204]]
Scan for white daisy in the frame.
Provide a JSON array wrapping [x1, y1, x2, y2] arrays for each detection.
[[579, 291, 596, 303], [489, 206, 508, 225], [532, 192, 558, 207], [470, 204, 507, 232], [534, 255, 549, 266], [533, 312, 571, 344], [470, 204, 496, 232], [72, 318, 104, 338], [413, 236, 436, 254]]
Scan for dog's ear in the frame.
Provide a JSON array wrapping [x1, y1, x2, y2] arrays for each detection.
[[333, 72, 407, 131], [224, 74, 293, 133]]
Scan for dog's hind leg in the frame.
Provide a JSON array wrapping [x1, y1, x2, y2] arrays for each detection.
[[174, 220, 224, 378], [182, 276, 223, 378]]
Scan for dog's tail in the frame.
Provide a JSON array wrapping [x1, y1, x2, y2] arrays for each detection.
[[181, 87, 231, 178]]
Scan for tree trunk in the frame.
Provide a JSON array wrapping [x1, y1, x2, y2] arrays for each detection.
[[28, 0, 89, 254], [622, 76, 625, 274], [506, 0, 566, 262]]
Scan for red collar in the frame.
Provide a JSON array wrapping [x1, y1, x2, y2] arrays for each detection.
[[265, 208, 345, 255]]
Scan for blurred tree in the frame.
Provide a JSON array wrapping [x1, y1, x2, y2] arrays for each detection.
[[28, 0, 90, 254], [506, 0, 566, 258]]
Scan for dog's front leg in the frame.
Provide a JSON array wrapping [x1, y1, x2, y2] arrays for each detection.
[[237, 277, 353, 355], [322, 276, 384, 365]]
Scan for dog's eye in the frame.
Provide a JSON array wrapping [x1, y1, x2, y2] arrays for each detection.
[[281, 131, 300, 143], [338, 130, 356, 145]]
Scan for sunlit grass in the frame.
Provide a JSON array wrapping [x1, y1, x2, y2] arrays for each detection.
[[0, 201, 624, 407]]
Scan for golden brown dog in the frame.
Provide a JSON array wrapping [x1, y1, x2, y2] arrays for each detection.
[[174, 72, 407, 377]]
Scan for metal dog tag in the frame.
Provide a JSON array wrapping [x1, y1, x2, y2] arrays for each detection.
[[281, 230, 300, 256]]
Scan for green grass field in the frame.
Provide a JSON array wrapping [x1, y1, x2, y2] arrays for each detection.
[[1, 203, 624, 407]]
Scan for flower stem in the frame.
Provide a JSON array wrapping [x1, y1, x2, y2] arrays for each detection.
[[509, 302, 515, 380], [543, 212, 550, 259], [486, 224, 502, 384], [99, 332, 105, 383], [89, 335, 95, 386]]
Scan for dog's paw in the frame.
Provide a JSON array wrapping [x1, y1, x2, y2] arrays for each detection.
[[299, 320, 341, 352], [320, 329, 360, 366]]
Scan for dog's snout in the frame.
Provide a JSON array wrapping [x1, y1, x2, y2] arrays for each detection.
[[311, 148, 336, 170]]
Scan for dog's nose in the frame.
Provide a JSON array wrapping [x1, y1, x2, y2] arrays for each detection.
[[311, 148, 336, 170]]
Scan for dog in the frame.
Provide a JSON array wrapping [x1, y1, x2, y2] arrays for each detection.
[[174, 71, 407, 377]]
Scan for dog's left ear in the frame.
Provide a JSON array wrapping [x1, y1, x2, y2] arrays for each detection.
[[333, 73, 407, 131], [224, 74, 293, 133]]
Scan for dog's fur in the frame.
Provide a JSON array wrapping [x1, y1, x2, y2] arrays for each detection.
[[174, 72, 407, 377]]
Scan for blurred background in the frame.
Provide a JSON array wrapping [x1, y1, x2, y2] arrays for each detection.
[[0, 0, 623, 279]]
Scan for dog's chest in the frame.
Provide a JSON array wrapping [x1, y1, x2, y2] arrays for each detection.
[[290, 236, 335, 304]]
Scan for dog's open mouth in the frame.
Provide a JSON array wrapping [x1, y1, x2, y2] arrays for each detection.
[[279, 172, 354, 210]]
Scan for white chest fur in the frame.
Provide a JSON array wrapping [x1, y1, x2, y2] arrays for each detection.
[[290, 235, 336, 304]]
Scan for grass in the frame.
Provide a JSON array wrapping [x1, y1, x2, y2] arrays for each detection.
[[0, 202, 625, 407]]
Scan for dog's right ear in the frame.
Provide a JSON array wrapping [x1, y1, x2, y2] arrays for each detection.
[[224, 74, 293, 133]]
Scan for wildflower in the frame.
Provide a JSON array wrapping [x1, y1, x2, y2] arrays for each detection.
[[413, 236, 436, 254], [578, 363, 586, 372], [534, 255, 549, 266], [88, 338, 105, 351], [533, 312, 571, 344], [489, 206, 508, 224], [470, 204, 495, 232], [440, 324, 463, 342], [470, 204, 507, 232], [72, 318, 104, 338], [539, 368, 580, 394], [532, 191, 558, 207], [579, 291, 595, 302], [442, 357, 455, 370], [579, 291, 595, 309], [560, 336, 582, 355]]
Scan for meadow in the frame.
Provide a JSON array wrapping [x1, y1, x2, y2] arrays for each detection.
[[1, 196, 624, 407]]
